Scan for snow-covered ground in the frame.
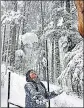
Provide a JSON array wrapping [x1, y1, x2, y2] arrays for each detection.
[[1, 71, 83, 107]]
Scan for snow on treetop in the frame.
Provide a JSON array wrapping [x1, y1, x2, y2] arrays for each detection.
[[19, 32, 38, 45]]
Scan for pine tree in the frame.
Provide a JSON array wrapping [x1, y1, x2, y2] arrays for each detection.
[[10, 1, 17, 66]]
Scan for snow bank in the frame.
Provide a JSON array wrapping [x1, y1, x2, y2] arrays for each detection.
[[1, 72, 26, 107], [53, 92, 83, 107], [42, 82, 83, 107], [10, 73, 26, 107]]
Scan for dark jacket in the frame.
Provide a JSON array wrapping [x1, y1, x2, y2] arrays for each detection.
[[24, 80, 55, 108]]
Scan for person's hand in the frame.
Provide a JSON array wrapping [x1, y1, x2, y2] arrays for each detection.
[[51, 91, 57, 96], [54, 88, 63, 95]]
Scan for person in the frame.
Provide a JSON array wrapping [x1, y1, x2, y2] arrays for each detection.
[[24, 70, 63, 108]]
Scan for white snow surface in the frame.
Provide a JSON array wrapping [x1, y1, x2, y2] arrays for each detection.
[[1, 71, 83, 107]]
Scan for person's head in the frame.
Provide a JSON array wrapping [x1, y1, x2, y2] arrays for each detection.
[[26, 70, 38, 82]]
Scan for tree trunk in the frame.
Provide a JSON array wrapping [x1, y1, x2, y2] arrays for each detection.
[[2, 24, 6, 62], [66, 0, 70, 13], [39, 62, 41, 75], [10, 1, 17, 66], [55, 38, 60, 79], [5, 36, 10, 74], [10, 23, 16, 66], [66, 0, 71, 30], [16, 20, 21, 50], [22, 1, 26, 35], [41, 1, 44, 34], [43, 66, 46, 81], [26, 1, 31, 22], [51, 38, 55, 83]]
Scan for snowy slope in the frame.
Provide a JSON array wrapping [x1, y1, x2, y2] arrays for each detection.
[[1, 71, 83, 107]]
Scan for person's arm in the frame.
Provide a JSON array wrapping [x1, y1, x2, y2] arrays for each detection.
[[39, 82, 58, 99], [45, 88, 63, 99]]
